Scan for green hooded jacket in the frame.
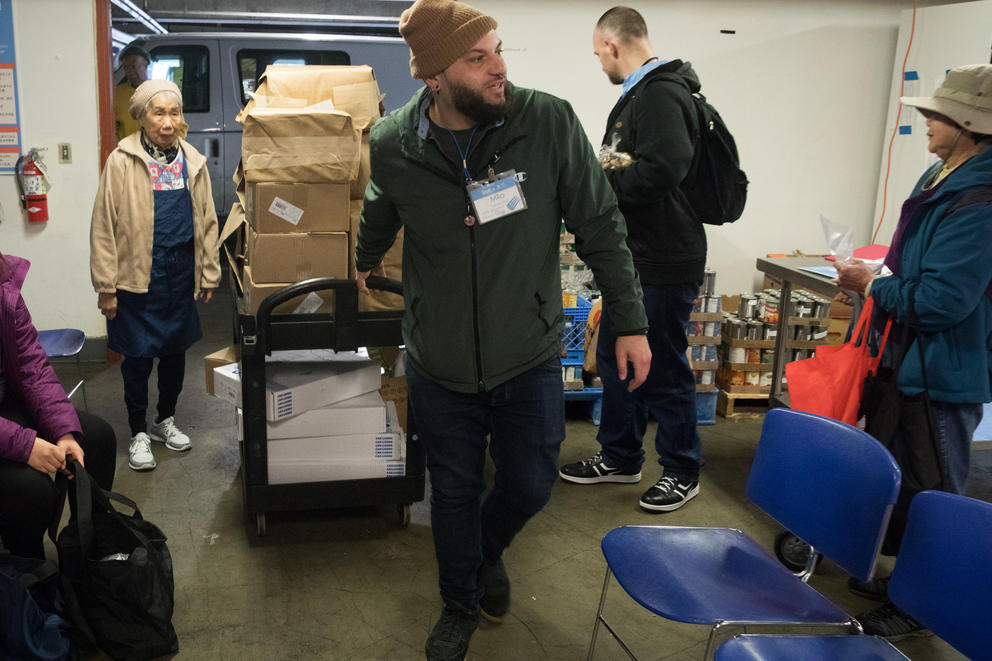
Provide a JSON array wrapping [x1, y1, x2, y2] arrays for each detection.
[[356, 84, 647, 393]]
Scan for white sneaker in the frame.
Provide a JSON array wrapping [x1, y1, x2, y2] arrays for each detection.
[[128, 432, 157, 471], [149, 416, 192, 452]]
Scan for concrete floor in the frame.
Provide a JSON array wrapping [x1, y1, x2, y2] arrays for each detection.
[[49, 281, 987, 661]]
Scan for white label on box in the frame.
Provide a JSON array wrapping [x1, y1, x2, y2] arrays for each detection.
[[293, 291, 324, 314], [268, 196, 304, 226]]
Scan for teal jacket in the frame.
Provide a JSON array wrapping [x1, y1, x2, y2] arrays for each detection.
[[356, 85, 647, 393], [871, 146, 992, 403]]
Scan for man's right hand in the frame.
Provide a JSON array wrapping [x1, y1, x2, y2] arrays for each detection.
[[98, 292, 118, 320], [356, 263, 387, 294], [28, 438, 66, 475]]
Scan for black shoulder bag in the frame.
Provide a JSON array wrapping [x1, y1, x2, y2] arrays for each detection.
[[50, 460, 179, 661], [860, 325, 944, 556]]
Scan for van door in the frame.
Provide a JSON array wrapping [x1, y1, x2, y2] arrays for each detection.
[[147, 39, 226, 217]]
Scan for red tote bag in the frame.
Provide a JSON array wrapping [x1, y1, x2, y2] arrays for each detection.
[[785, 295, 892, 425]]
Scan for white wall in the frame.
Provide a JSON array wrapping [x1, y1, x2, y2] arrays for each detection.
[[872, 0, 992, 244], [476, 0, 910, 292], [5, 0, 103, 335]]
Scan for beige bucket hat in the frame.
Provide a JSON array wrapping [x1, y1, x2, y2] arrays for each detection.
[[901, 64, 992, 135]]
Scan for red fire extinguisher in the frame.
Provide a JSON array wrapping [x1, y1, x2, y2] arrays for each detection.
[[15, 149, 50, 223]]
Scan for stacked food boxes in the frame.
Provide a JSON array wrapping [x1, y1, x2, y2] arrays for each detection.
[[221, 64, 403, 314], [210, 349, 406, 485]]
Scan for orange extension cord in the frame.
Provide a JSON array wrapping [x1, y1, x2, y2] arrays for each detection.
[[872, 0, 918, 245]]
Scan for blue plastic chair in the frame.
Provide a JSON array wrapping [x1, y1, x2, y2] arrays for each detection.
[[37, 328, 87, 410], [587, 408, 902, 660], [715, 490, 992, 660]]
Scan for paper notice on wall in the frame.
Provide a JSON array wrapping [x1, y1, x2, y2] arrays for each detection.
[[268, 196, 303, 226]]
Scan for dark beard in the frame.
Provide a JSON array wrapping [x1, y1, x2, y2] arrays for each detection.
[[448, 78, 512, 125]]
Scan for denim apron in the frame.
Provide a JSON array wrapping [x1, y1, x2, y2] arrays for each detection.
[[108, 150, 202, 357]]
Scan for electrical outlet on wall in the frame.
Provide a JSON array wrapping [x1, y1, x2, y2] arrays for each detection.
[[58, 143, 71, 164]]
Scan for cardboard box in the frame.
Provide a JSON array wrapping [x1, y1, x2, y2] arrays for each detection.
[[245, 181, 350, 233], [267, 457, 405, 485], [351, 132, 370, 200], [258, 391, 389, 440], [241, 108, 361, 183], [379, 375, 408, 430], [265, 401, 404, 462], [247, 229, 349, 283], [351, 199, 405, 312], [204, 345, 240, 397], [213, 355, 381, 421], [240, 265, 336, 315], [238, 65, 385, 131], [220, 202, 248, 277]]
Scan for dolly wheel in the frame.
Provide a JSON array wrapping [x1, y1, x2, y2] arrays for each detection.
[[256, 513, 267, 537], [398, 504, 411, 528], [774, 530, 813, 572]]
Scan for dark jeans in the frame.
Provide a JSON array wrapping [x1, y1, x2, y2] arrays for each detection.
[[932, 400, 982, 496], [406, 355, 565, 613], [596, 281, 702, 480], [0, 402, 116, 559], [122, 353, 186, 435]]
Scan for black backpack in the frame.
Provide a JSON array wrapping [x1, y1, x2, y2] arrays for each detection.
[[660, 75, 748, 225]]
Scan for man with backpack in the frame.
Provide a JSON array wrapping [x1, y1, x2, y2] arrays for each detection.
[[559, 6, 710, 511]]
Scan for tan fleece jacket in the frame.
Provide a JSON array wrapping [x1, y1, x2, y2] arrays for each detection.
[[90, 132, 221, 295]]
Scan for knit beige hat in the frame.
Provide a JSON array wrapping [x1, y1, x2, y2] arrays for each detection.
[[129, 79, 183, 120], [901, 64, 992, 135], [399, 0, 498, 79]]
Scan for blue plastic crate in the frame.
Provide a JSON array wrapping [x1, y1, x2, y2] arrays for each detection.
[[696, 389, 718, 426], [562, 297, 593, 351]]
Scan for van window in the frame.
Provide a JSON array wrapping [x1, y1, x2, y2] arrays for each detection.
[[238, 49, 351, 104], [149, 46, 210, 113]]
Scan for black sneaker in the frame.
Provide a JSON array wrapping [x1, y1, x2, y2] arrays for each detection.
[[848, 575, 890, 602], [425, 607, 480, 661], [559, 452, 641, 484], [478, 556, 510, 623], [857, 601, 931, 641], [639, 475, 699, 512]]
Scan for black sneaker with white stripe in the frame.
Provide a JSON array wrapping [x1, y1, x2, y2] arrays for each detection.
[[559, 452, 641, 484], [639, 475, 699, 512]]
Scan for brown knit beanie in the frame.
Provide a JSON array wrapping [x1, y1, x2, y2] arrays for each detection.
[[399, 0, 498, 79]]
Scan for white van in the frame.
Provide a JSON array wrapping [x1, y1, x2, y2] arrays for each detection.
[[119, 32, 422, 215]]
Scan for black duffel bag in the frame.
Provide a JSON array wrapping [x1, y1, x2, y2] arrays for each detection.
[[50, 460, 178, 660]]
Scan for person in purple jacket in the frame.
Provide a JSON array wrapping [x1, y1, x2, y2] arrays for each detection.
[[0, 253, 116, 559]]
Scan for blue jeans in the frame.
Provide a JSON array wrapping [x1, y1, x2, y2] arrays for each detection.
[[932, 400, 983, 495], [596, 282, 702, 480], [406, 355, 565, 613]]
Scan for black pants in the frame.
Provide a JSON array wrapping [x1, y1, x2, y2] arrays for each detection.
[[0, 401, 116, 559], [122, 353, 185, 436]]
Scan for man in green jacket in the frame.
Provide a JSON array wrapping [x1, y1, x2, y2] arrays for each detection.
[[355, 1, 650, 658]]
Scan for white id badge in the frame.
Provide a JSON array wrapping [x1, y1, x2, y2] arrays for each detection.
[[467, 170, 527, 225]]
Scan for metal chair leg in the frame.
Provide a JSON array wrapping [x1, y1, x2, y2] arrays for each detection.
[[587, 567, 612, 661]]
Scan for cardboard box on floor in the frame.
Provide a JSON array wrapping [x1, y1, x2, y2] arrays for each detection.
[[247, 229, 349, 283], [212, 355, 382, 421], [237, 64, 385, 132], [204, 345, 240, 397], [241, 107, 360, 183], [242, 181, 350, 234]]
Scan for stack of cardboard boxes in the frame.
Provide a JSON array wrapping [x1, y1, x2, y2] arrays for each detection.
[[207, 64, 411, 485], [209, 349, 406, 485], [221, 64, 403, 314]]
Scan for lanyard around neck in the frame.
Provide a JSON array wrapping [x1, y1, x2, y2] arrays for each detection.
[[446, 126, 479, 182]]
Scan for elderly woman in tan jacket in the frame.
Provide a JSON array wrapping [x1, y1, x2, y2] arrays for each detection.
[[90, 79, 220, 472]]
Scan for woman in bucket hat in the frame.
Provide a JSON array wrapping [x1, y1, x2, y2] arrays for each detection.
[[836, 64, 992, 639]]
